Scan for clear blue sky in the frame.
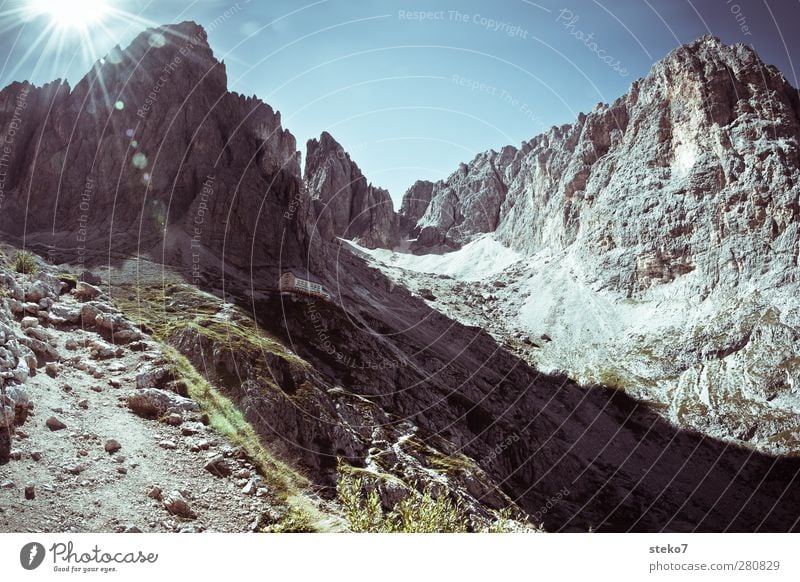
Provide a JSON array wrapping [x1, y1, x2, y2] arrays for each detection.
[[1, 0, 798, 203]]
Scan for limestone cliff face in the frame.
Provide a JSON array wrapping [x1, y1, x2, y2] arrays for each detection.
[[304, 132, 398, 249], [0, 22, 312, 275], [390, 36, 800, 455], [398, 147, 517, 251], [398, 180, 434, 236], [402, 36, 800, 296]]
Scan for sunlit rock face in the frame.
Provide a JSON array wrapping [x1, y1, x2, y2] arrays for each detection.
[[0, 21, 312, 274], [402, 36, 800, 294], [304, 131, 399, 249], [385, 36, 800, 455]]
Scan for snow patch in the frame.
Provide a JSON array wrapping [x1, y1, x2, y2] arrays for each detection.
[[348, 234, 522, 281]]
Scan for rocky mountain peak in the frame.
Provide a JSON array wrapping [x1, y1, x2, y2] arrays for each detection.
[[0, 20, 308, 278], [398, 35, 800, 281], [304, 132, 399, 248]]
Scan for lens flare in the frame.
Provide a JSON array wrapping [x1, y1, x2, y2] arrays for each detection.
[[29, 0, 112, 31]]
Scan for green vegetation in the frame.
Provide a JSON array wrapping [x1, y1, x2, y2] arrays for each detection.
[[56, 273, 78, 292], [113, 282, 306, 386], [12, 251, 37, 275], [594, 367, 627, 391], [260, 505, 317, 533], [337, 469, 469, 533], [111, 280, 340, 530], [162, 344, 308, 497]]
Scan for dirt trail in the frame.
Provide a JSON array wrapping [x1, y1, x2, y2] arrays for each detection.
[[0, 283, 277, 533]]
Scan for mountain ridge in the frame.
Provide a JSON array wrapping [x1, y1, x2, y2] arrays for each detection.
[[2, 22, 800, 532]]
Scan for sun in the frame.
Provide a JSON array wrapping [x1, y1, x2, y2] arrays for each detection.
[[29, 0, 112, 31]]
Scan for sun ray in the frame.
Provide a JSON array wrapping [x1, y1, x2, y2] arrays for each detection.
[[2, 20, 59, 83], [28, 0, 112, 31]]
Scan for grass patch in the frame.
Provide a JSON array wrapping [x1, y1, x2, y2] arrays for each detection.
[[593, 367, 628, 391], [337, 468, 468, 533], [162, 343, 307, 499], [428, 451, 476, 476], [113, 281, 335, 529], [113, 282, 306, 370], [12, 251, 37, 275]]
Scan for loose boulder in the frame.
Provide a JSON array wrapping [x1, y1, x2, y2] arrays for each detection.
[[127, 389, 199, 419]]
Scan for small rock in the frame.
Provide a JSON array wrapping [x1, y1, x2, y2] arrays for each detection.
[[242, 480, 256, 495], [88, 340, 117, 360], [127, 389, 199, 419], [46, 416, 67, 431], [204, 455, 234, 478], [9, 450, 22, 460], [20, 316, 39, 329], [148, 486, 163, 500], [90, 385, 103, 393], [1, 481, 15, 489], [109, 379, 122, 388], [24, 281, 47, 303], [136, 368, 176, 390], [123, 526, 142, 533], [158, 440, 177, 450], [181, 423, 202, 437], [78, 270, 102, 286], [75, 281, 102, 300], [163, 491, 196, 519], [45, 363, 59, 378], [65, 339, 79, 351], [105, 439, 122, 454], [117, 466, 128, 475], [64, 464, 86, 475], [25, 326, 51, 342], [165, 413, 182, 426], [78, 399, 89, 409], [24, 485, 35, 500], [166, 379, 190, 397], [30, 451, 42, 461]]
